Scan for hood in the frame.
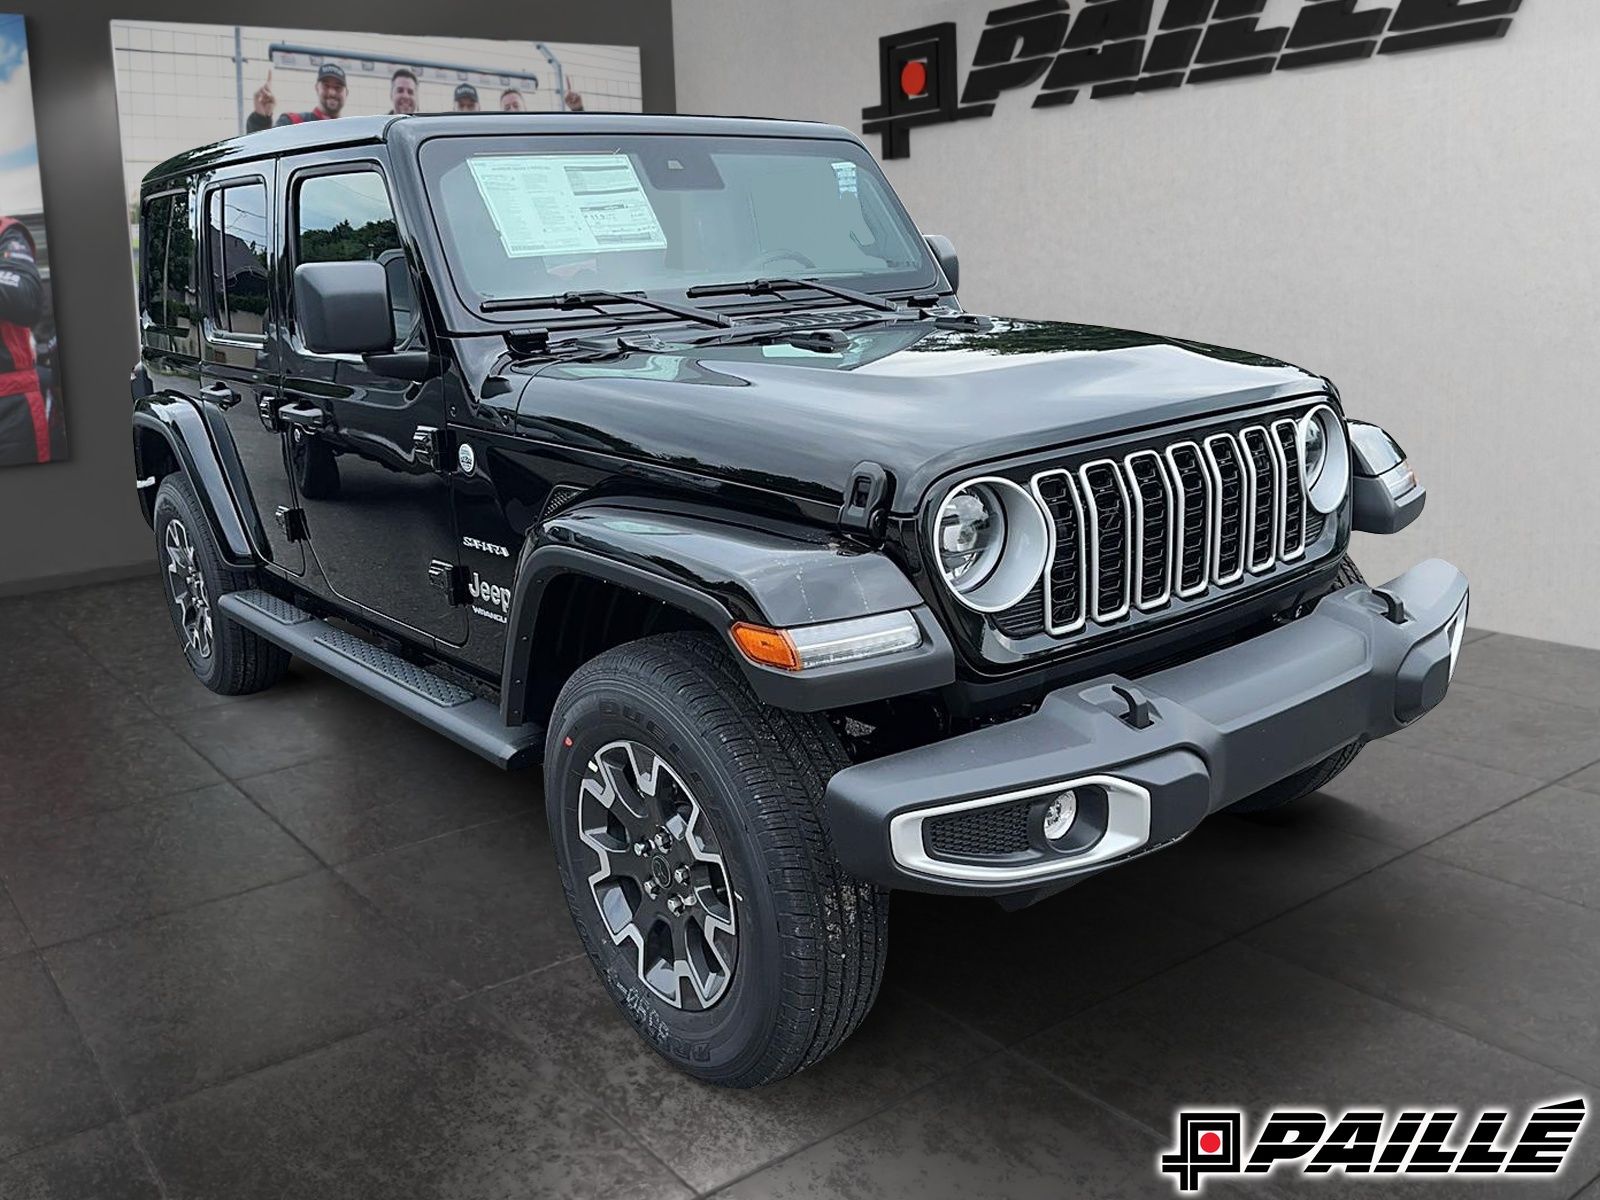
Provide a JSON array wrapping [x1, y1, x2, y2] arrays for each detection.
[[509, 317, 1323, 513]]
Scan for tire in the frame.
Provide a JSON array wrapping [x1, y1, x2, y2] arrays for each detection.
[[1226, 555, 1366, 815], [151, 474, 290, 696], [544, 631, 889, 1087]]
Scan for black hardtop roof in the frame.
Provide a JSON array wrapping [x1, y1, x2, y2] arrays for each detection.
[[140, 111, 864, 193]]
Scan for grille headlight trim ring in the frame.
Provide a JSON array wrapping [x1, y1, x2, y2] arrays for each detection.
[[933, 476, 1051, 614], [1299, 403, 1351, 515]]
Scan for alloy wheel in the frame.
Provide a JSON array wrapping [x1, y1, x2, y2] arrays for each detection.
[[164, 519, 213, 660], [577, 739, 738, 1010]]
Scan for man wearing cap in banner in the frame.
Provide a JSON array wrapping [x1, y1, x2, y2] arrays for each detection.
[[245, 62, 347, 133]]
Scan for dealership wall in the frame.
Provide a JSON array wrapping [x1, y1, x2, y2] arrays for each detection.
[[0, 0, 674, 597], [675, 1, 1600, 650]]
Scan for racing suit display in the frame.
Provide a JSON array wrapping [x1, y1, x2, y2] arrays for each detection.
[[0, 217, 47, 466]]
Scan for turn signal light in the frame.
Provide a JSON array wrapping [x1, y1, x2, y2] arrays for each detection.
[[731, 623, 801, 671], [731, 611, 923, 673]]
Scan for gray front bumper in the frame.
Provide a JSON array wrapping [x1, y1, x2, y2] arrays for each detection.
[[825, 559, 1470, 896]]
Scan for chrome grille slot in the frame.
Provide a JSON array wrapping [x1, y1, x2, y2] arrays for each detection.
[[1125, 451, 1173, 610], [1032, 470, 1087, 634], [1240, 426, 1278, 574], [1165, 442, 1211, 598], [1272, 418, 1307, 560], [1203, 434, 1249, 585], [1079, 460, 1132, 623]]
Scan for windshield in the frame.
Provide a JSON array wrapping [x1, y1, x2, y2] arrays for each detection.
[[418, 134, 938, 311]]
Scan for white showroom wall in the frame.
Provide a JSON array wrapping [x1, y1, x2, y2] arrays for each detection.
[[675, 1, 1600, 649]]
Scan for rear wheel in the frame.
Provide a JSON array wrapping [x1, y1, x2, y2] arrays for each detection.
[[1226, 556, 1366, 815], [545, 631, 888, 1087], [152, 475, 289, 696]]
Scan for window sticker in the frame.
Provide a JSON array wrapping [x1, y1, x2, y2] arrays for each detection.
[[831, 160, 859, 197], [466, 154, 668, 258]]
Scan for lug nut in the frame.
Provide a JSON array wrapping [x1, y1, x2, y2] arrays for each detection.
[[673, 866, 691, 886], [679, 890, 697, 908], [651, 830, 673, 853], [666, 896, 683, 915], [643, 880, 659, 899], [631, 839, 648, 856]]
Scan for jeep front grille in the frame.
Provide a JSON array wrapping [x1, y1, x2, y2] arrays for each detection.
[[1016, 409, 1328, 641]]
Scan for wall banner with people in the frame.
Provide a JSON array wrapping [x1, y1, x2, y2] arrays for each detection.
[[0, 13, 67, 468], [108, 20, 643, 294]]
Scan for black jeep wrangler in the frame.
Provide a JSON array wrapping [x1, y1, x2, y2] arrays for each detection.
[[131, 113, 1467, 1087]]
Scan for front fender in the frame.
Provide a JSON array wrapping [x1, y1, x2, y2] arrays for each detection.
[[501, 504, 955, 720], [132, 396, 256, 567]]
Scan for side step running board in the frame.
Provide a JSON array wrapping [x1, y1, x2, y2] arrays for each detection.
[[218, 589, 543, 769]]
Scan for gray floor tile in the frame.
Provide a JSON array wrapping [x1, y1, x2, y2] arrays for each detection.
[[1246, 855, 1600, 1085], [0, 1122, 163, 1199], [0, 882, 30, 959], [1460, 627, 1495, 646], [132, 1001, 691, 1200], [1423, 785, 1600, 911], [1094, 812, 1400, 934], [1282, 740, 1542, 849], [1387, 683, 1600, 781], [883, 874, 1226, 1044], [0, 719, 221, 829], [1018, 941, 1600, 1198], [0, 956, 119, 1160], [1453, 633, 1600, 712], [0, 783, 319, 946], [1565, 760, 1600, 798], [1573, 1175, 1600, 1200], [710, 1053, 1254, 1200], [0, 646, 155, 734], [482, 958, 997, 1194], [45, 873, 463, 1112], [165, 665, 421, 780], [239, 738, 538, 865], [337, 815, 578, 989]]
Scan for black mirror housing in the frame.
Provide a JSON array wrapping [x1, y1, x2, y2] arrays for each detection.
[[924, 234, 959, 294], [1349, 420, 1427, 535], [294, 261, 394, 355]]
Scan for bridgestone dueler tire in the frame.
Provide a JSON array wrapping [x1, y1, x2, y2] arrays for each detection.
[[1225, 556, 1367, 815], [544, 631, 889, 1087], [151, 474, 290, 697]]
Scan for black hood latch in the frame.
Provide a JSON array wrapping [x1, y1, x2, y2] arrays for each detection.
[[839, 461, 891, 538]]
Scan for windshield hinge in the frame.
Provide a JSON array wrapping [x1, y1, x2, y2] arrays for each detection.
[[839, 461, 891, 537]]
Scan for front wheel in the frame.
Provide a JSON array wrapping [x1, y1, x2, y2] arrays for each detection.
[[545, 632, 888, 1087]]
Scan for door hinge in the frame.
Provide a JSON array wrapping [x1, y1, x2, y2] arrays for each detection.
[[413, 425, 447, 473], [428, 559, 467, 605], [273, 506, 308, 542]]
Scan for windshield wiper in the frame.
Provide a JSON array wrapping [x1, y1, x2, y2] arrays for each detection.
[[480, 289, 733, 328], [685, 277, 903, 314]]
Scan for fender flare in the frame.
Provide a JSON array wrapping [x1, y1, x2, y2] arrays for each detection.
[[132, 396, 258, 567], [500, 503, 955, 722]]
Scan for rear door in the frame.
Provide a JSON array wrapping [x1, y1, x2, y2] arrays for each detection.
[[198, 162, 303, 574], [277, 151, 466, 643]]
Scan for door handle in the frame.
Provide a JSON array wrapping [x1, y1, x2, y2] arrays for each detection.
[[201, 381, 239, 408], [277, 401, 329, 431]]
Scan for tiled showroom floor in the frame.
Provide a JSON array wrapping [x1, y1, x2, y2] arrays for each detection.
[[2, 576, 1598, 1199]]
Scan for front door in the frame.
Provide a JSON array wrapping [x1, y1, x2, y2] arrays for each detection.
[[198, 163, 302, 575], [277, 156, 466, 643]]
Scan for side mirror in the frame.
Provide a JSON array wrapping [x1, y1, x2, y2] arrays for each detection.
[[924, 234, 959, 294], [293, 261, 394, 355]]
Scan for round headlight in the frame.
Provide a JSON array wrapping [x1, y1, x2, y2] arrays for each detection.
[[934, 477, 1050, 613], [938, 486, 1006, 591], [1299, 404, 1351, 515]]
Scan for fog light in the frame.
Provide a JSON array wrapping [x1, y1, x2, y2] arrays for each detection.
[[1040, 790, 1078, 841]]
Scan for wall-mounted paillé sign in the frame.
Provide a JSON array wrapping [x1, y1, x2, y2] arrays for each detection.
[[863, 0, 1522, 158]]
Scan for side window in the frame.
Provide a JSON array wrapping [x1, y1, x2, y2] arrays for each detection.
[[139, 192, 174, 333], [205, 182, 269, 339], [295, 171, 415, 347], [168, 190, 199, 344]]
